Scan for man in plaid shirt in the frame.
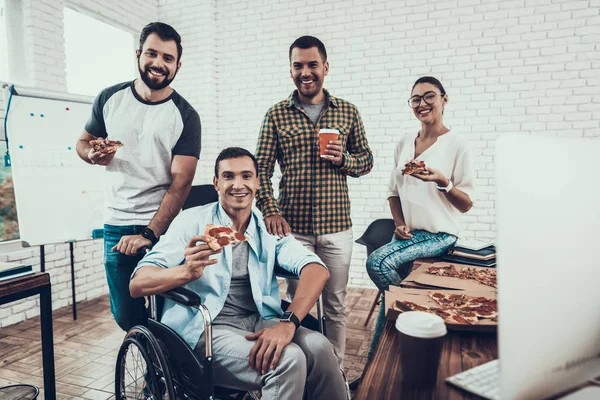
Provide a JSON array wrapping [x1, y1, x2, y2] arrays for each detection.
[[255, 36, 373, 366]]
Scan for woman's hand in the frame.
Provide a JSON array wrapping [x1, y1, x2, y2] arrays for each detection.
[[394, 225, 413, 240], [411, 167, 449, 187]]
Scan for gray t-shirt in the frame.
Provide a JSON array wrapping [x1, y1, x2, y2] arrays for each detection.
[[300, 100, 325, 125], [85, 81, 201, 225], [212, 241, 260, 330]]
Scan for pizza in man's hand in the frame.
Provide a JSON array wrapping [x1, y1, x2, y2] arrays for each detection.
[[89, 137, 124, 154], [204, 224, 248, 251], [401, 159, 426, 175]]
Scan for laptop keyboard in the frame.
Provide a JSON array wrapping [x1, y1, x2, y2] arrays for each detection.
[[446, 359, 500, 400]]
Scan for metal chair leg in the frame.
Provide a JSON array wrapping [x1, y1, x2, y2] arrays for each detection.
[[317, 294, 326, 337], [363, 290, 382, 327]]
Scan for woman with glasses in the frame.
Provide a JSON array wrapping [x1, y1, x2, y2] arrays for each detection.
[[366, 76, 475, 358]]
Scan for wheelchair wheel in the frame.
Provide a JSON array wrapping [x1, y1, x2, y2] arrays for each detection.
[[115, 326, 176, 399]]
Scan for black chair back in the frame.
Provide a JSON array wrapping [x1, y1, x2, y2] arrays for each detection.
[[182, 184, 219, 210], [355, 219, 396, 256]]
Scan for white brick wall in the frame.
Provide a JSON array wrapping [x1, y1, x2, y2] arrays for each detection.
[[0, 0, 158, 327], [158, 0, 219, 182], [209, 0, 600, 287], [1, 0, 599, 327]]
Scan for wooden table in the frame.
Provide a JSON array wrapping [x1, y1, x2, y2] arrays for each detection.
[[355, 320, 497, 399], [0, 273, 55, 399]]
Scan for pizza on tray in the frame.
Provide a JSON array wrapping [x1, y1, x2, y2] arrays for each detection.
[[401, 159, 426, 175], [426, 264, 497, 288], [89, 137, 124, 154], [396, 292, 497, 325], [204, 224, 247, 251]]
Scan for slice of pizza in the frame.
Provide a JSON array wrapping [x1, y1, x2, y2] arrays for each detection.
[[401, 159, 426, 175], [396, 300, 429, 312], [427, 264, 461, 278], [429, 306, 476, 324], [89, 137, 124, 154], [204, 224, 248, 251]]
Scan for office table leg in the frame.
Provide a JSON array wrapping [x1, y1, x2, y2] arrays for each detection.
[[40, 286, 56, 399]]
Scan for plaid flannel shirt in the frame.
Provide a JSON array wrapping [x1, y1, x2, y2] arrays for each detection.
[[255, 89, 373, 235]]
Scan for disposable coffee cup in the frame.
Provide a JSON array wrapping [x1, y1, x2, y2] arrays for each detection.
[[318, 128, 340, 157], [395, 311, 447, 388]]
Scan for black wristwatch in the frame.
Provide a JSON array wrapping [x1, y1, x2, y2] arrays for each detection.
[[280, 311, 300, 330], [141, 227, 158, 246]]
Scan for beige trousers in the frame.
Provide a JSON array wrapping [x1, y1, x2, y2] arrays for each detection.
[[287, 228, 354, 367]]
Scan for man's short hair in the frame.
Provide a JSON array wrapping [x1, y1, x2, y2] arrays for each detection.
[[214, 147, 259, 177], [139, 22, 183, 62], [289, 36, 327, 62]]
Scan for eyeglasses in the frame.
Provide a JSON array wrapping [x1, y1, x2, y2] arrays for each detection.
[[408, 91, 441, 109]]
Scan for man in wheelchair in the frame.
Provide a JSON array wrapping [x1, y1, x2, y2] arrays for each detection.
[[129, 147, 347, 399]]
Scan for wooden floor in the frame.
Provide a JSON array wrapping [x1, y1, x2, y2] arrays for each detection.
[[0, 286, 379, 399]]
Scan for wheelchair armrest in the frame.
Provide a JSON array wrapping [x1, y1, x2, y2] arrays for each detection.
[[159, 286, 201, 307]]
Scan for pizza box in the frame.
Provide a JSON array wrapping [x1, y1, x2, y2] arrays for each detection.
[[385, 288, 497, 332], [398, 260, 448, 290], [405, 261, 497, 293]]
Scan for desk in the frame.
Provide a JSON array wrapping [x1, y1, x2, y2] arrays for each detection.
[[355, 320, 497, 399], [0, 273, 55, 399]]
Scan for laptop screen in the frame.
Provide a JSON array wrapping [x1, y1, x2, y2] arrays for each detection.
[[496, 135, 600, 399]]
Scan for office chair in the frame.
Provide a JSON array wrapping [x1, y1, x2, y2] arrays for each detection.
[[354, 219, 396, 327], [182, 184, 219, 210]]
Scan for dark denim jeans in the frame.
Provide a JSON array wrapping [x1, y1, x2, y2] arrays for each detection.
[[103, 224, 148, 331], [365, 230, 457, 359]]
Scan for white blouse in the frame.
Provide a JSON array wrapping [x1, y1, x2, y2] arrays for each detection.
[[387, 131, 475, 236]]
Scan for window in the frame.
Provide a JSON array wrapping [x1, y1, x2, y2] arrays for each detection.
[[0, 0, 9, 82], [63, 8, 135, 96]]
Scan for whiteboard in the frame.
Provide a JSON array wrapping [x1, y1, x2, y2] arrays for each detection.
[[4, 86, 104, 246]]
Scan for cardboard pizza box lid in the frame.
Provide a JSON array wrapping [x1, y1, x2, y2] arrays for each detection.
[[385, 288, 497, 332], [410, 261, 497, 293]]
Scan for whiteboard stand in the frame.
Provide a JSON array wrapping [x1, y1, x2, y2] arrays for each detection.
[[39, 245, 45, 273], [39, 243, 77, 320], [68, 241, 77, 320]]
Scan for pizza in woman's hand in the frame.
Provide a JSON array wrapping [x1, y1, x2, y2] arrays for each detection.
[[401, 159, 426, 175], [89, 137, 124, 154], [204, 224, 248, 251]]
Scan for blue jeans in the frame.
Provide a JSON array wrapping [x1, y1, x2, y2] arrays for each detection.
[[104, 224, 148, 331], [365, 230, 457, 359]]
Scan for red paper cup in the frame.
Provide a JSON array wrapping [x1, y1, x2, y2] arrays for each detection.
[[318, 129, 340, 157]]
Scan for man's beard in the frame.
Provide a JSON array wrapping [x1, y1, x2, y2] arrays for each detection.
[[294, 75, 322, 99], [138, 62, 176, 90]]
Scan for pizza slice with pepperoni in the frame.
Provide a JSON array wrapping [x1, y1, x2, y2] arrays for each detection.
[[89, 137, 124, 154], [401, 159, 426, 175], [428, 292, 498, 320], [396, 300, 478, 324], [204, 224, 248, 251]]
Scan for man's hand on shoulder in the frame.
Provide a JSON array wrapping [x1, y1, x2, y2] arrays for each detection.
[[111, 234, 152, 256], [182, 235, 222, 280], [246, 322, 296, 375], [264, 215, 291, 238]]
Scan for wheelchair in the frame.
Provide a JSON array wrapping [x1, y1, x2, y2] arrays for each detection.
[[114, 275, 351, 399]]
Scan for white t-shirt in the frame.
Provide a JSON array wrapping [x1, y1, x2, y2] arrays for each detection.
[[387, 131, 475, 236], [85, 81, 201, 225]]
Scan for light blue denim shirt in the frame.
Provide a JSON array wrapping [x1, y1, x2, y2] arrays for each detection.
[[132, 202, 326, 348]]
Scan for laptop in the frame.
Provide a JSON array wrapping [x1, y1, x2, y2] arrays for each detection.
[[446, 135, 600, 399]]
